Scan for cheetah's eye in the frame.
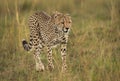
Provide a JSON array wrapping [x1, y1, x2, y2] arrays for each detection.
[[61, 22, 64, 24], [54, 15, 57, 18], [69, 21, 71, 23]]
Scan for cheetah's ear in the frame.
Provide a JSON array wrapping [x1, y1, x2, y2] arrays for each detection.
[[52, 11, 62, 18], [53, 11, 61, 14], [65, 14, 71, 19], [65, 14, 71, 17]]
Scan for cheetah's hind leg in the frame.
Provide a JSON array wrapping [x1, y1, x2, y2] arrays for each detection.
[[33, 45, 45, 72]]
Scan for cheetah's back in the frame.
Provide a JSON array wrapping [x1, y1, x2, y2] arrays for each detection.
[[29, 11, 59, 45]]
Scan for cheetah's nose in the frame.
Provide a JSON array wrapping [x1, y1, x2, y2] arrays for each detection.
[[64, 28, 69, 33], [66, 28, 69, 30]]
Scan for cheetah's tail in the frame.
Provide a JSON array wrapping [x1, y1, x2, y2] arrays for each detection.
[[22, 39, 32, 51]]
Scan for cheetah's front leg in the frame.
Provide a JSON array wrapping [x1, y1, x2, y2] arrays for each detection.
[[61, 44, 67, 72], [47, 47, 54, 71]]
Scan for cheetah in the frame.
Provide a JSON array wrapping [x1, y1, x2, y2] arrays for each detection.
[[22, 11, 72, 72]]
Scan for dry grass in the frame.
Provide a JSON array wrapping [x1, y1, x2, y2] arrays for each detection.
[[0, 0, 120, 81]]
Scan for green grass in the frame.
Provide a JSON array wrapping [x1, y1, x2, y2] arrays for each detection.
[[0, 0, 120, 81]]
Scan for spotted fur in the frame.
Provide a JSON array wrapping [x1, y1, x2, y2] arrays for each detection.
[[22, 11, 72, 72]]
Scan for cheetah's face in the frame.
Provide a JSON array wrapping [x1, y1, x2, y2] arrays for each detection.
[[62, 15, 72, 33], [52, 11, 72, 33]]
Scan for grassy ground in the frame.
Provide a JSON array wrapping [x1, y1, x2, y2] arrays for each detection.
[[0, 0, 120, 81]]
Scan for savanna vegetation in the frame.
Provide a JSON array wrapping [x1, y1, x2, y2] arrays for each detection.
[[0, 0, 120, 81]]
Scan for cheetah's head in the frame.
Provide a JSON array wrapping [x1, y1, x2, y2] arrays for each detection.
[[51, 11, 72, 34]]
